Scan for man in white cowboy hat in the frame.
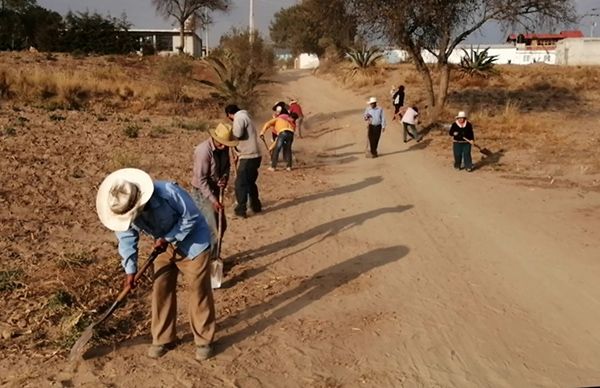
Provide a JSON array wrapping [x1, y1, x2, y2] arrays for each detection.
[[449, 111, 475, 172], [96, 168, 215, 361], [191, 123, 238, 254], [363, 96, 386, 158]]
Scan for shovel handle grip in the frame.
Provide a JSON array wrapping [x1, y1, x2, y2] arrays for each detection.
[[114, 249, 161, 303]]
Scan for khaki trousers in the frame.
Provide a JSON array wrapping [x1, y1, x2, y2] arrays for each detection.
[[151, 249, 215, 347]]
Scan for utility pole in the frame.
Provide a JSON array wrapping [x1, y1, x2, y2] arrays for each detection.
[[591, 8, 599, 38], [204, 7, 209, 56], [249, 0, 255, 44]]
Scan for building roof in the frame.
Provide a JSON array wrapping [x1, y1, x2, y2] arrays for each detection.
[[507, 30, 584, 41], [128, 28, 200, 38]]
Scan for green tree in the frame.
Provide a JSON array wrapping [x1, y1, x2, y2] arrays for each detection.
[[20, 5, 63, 51], [349, 0, 576, 119], [60, 11, 136, 54], [201, 29, 274, 107], [270, 0, 357, 57], [152, 0, 229, 54], [0, 0, 36, 50]]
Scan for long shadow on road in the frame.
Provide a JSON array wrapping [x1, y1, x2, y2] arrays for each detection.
[[216, 245, 410, 353], [227, 205, 413, 278], [267, 176, 384, 213]]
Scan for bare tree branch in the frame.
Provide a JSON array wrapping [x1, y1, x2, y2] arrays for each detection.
[[153, 0, 229, 53]]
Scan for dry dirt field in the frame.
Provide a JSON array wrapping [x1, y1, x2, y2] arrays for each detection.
[[1, 54, 600, 387]]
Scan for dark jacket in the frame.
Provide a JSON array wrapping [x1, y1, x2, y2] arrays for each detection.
[[449, 121, 474, 142], [392, 90, 405, 107]]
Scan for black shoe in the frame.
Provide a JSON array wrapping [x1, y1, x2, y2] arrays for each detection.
[[232, 211, 247, 219]]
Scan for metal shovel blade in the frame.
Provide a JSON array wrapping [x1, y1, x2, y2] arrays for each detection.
[[210, 259, 223, 289], [68, 324, 95, 362]]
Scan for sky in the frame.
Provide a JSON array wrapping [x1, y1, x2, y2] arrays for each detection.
[[37, 0, 599, 48]]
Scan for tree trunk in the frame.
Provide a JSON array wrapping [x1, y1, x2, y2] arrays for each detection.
[[407, 46, 435, 112], [433, 62, 451, 120], [178, 21, 185, 54]]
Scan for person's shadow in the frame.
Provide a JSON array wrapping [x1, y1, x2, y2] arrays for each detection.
[[266, 176, 384, 213], [472, 149, 505, 171], [228, 205, 413, 270], [215, 245, 410, 353]]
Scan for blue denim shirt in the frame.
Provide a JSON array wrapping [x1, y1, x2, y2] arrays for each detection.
[[364, 107, 386, 128], [116, 181, 211, 274]]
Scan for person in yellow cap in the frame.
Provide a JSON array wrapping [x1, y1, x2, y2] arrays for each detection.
[[191, 123, 238, 255], [96, 168, 215, 362]]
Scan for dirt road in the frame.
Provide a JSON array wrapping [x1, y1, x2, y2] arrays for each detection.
[[9, 71, 600, 388]]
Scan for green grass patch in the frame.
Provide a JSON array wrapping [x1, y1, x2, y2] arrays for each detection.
[[0, 269, 24, 292], [123, 124, 140, 138], [57, 251, 93, 269]]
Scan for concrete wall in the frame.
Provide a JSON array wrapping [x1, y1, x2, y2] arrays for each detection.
[[295, 53, 320, 69], [556, 38, 600, 65], [172, 35, 202, 57], [384, 45, 555, 65]]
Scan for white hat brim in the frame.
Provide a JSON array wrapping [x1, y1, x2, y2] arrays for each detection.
[[96, 168, 154, 232]]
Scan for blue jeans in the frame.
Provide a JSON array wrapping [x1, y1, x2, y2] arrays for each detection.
[[453, 142, 472, 169], [271, 131, 294, 168]]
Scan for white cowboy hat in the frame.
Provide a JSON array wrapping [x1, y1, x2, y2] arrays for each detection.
[[456, 111, 468, 119], [209, 122, 239, 147], [367, 97, 377, 104], [96, 168, 154, 232]]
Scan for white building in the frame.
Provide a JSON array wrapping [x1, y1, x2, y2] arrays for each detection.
[[384, 44, 555, 66], [556, 38, 600, 65], [295, 53, 320, 69], [128, 29, 203, 57]]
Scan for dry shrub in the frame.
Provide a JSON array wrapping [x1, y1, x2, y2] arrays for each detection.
[[343, 66, 385, 88], [57, 76, 88, 109], [111, 151, 143, 170], [157, 56, 194, 103], [401, 70, 422, 86], [0, 68, 12, 98], [453, 75, 490, 89]]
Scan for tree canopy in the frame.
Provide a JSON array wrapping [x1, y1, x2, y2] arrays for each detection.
[[153, 0, 229, 53], [0, 0, 62, 51], [270, 0, 357, 57], [349, 0, 577, 118], [0, 1, 138, 54]]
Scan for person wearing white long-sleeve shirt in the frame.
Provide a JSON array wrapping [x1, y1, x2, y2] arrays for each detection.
[[363, 97, 386, 158]]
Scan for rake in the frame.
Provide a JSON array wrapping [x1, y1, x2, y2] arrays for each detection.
[[464, 138, 492, 156]]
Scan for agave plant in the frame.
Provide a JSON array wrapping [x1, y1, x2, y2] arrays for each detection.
[[343, 45, 384, 84], [459, 46, 498, 78], [347, 45, 385, 69], [198, 52, 271, 106]]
